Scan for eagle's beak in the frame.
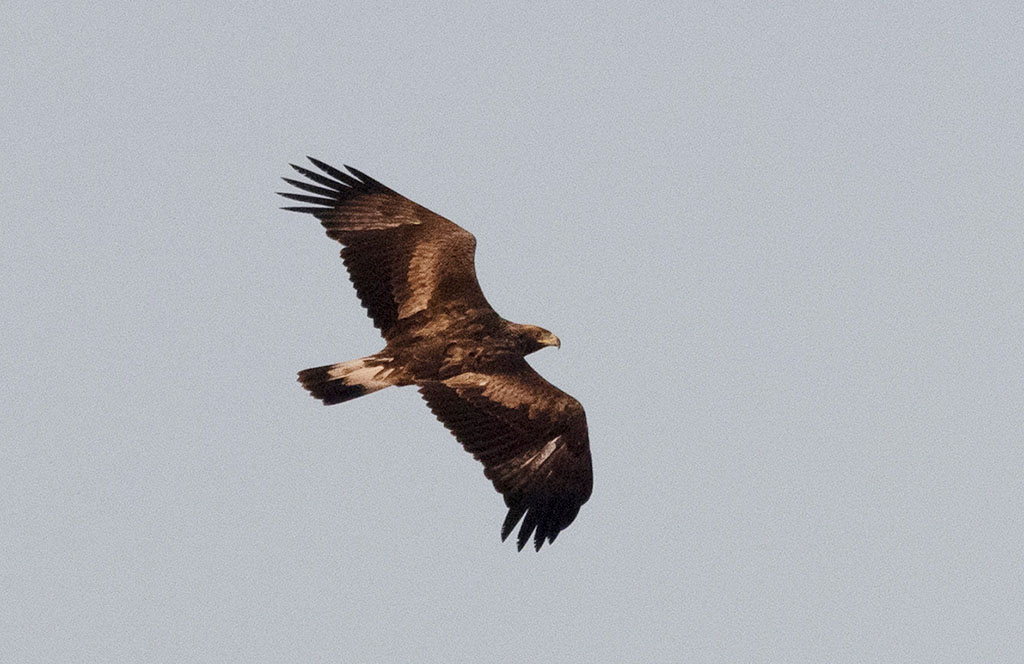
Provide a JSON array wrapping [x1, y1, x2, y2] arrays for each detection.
[[545, 333, 561, 349]]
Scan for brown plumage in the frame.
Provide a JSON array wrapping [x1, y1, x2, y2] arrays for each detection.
[[279, 158, 592, 551]]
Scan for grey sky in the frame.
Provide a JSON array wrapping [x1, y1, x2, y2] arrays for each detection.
[[3, 2, 1022, 662]]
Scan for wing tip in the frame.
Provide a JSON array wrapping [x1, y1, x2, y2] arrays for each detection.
[[285, 157, 389, 194], [501, 504, 556, 552], [281, 157, 389, 212], [501, 507, 522, 538], [501, 495, 585, 552]]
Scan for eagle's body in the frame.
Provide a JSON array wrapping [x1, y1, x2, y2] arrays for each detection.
[[280, 158, 592, 551]]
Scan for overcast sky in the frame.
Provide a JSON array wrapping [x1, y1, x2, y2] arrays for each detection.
[[3, 2, 1022, 662]]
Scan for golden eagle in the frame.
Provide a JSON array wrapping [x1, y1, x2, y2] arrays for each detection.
[[279, 158, 592, 551]]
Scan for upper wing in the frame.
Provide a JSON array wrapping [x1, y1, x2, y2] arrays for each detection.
[[279, 158, 492, 338], [418, 362, 593, 551]]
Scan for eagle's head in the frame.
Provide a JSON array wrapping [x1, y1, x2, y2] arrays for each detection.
[[509, 323, 561, 355]]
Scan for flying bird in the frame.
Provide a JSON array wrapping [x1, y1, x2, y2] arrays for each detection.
[[279, 158, 592, 551]]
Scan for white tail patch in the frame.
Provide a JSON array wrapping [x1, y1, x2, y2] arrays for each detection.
[[326, 358, 394, 393]]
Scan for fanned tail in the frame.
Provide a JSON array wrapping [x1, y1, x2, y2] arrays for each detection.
[[298, 356, 395, 405]]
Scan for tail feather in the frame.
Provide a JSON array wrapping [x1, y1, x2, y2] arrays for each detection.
[[298, 356, 395, 405]]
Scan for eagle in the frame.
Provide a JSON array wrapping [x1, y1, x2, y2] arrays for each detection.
[[279, 158, 592, 551]]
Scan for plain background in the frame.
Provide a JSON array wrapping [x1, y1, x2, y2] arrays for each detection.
[[3, 2, 1022, 662]]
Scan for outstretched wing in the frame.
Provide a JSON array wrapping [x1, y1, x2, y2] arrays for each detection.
[[279, 158, 493, 338], [418, 362, 593, 551]]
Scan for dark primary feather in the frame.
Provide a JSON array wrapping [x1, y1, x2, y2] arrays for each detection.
[[418, 363, 593, 551], [280, 177, 336, 198]]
